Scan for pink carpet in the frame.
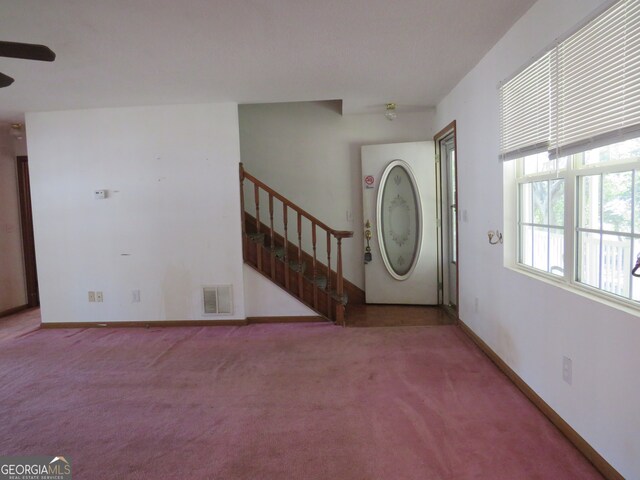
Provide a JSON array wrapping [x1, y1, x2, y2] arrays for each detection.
[[0, 316, 602, 479]]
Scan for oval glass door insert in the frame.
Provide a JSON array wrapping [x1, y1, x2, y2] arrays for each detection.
[[376, 160, 422, 280]]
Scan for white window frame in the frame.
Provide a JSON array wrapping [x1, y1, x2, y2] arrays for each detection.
[[516, 171, 567, 278], [516, 158, 575, 284], [509, 148, 640, 312]]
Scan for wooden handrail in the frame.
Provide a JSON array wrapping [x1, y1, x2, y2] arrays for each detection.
[[241, 165, 353, 240], [239, 162, 353, 323]]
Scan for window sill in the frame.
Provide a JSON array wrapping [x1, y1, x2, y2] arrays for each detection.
[[505, 263, 640, 319]]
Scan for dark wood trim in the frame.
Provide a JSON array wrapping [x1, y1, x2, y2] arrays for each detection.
[[244, 240, 337, 321], [434, 134, 445, 305], [434, 121, 459, 316], [247, 316, 325, 324], [0, 304, 30, 319], [458, 319, 623, 480], [241, 165, 353, 239], [41, 319, 249, 329], [452, 123, 459, 314], [240, 163, 353, 317], [434, 120, 457, 142], [16, 156, 39, 308], [244, 213, 365, 305], [39, 316, 326, 329]]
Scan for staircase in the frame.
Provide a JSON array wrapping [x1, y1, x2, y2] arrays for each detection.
[[239, 163, 354, 325]]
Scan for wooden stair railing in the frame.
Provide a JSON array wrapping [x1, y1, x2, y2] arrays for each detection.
[[239, 163, 353, 325]]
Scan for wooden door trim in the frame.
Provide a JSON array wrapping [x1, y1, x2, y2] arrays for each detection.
[[434, 121, 459, 316], [16, 156, 39, 308]]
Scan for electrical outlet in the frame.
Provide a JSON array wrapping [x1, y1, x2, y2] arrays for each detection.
[[96, 291, 103, 303], [88, 291, 95, 302], [132, 289, 141, 303], [562, 356, 572, 385]]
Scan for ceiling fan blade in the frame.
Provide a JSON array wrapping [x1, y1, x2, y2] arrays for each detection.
[[0, 41, 55, 62], [0, 72, 15, 88]]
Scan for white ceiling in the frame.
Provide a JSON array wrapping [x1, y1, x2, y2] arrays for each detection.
[[0, 0, 535, 122]]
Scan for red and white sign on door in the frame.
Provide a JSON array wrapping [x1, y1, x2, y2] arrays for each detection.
[[364, 175, 375, 189]]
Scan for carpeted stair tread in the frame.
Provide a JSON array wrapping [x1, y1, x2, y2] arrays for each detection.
[[247, 232, 265, 244], [310, 275, 328, 290], [330, 290, 348, 305], [289, 260, 306, 273], [273, 248, 308, 272]]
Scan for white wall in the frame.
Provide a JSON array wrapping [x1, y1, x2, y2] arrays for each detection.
[[239, 101, 436, 290], [26, 103, 246, 323], [243, 264, 317, 317], [0, 125, 27, 312], [435, 0, 640, 477]]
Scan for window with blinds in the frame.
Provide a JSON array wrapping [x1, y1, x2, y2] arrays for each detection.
[[507, 0, 640, 311], [500, 0, 640, 161]]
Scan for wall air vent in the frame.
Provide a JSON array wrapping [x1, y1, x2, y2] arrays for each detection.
[[203, 285, 233, 315]]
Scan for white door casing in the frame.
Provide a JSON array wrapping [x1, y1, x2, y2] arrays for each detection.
[[362, 141, 438, 304]]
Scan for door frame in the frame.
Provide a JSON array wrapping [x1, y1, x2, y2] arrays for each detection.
[[17, 155, 39, 308], [434, 121, 459, 317]]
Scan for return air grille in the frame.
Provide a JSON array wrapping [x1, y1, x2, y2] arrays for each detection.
[[203, 285, 233, 315]]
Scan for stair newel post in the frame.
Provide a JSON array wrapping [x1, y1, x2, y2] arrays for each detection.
[[312, 223, 318, 310], [297, 212, 303, 297], [254, 184, 262, 270], [239, 163, 247, 261], [336, 236, 345, 326], [283, 204, 290, 289], [326, 231, 332, 320]]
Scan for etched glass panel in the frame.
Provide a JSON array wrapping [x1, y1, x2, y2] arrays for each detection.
[[378, 162, 421, 278]]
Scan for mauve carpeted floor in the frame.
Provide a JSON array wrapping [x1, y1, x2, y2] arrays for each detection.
[[0, 312, 602, 479]]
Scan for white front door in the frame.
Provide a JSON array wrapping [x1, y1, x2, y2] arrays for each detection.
[[362, 141, 438, 304]]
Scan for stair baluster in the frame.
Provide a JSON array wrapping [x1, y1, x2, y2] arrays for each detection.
[[283, 203, 290, 289], [239, 163, 353, 323], [269, 194, 275, 279], [297, 212, 303, 298], [326, 231, 332, 319], [254, 183, 262, 270], [336, 237, 344, 325], [312, 223, 318, 310]]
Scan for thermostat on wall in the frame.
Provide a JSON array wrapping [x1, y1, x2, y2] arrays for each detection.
[[94, 189, 107, 200]]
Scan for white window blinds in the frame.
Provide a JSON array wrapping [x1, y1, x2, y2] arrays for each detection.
[[499, 50, 555, 161], [500, 0, 640, 161]]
